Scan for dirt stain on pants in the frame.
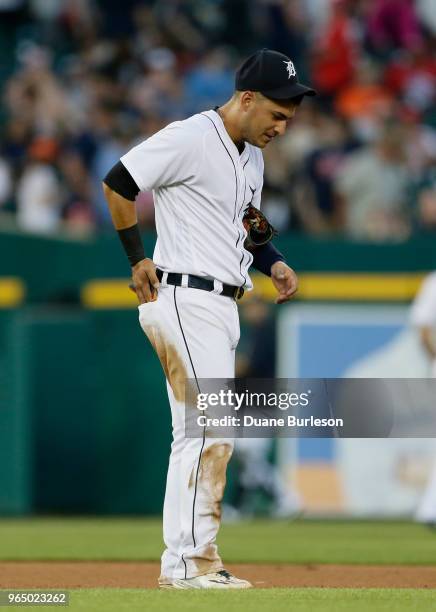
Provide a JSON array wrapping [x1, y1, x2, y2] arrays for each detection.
[[198, 442, 233, 524], [190, 442, 233, 575], [144, 325, 187, 402]]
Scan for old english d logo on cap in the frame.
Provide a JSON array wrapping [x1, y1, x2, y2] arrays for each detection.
[[283, 60, 296, 79]]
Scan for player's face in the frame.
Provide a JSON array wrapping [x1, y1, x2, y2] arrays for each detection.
[[242, 93, 298, 148]]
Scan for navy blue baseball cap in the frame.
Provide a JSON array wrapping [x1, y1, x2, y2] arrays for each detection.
[[235, 48, 316, 100]]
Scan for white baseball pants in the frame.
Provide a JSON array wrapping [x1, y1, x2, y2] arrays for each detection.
[[138, 282, 239, 580]]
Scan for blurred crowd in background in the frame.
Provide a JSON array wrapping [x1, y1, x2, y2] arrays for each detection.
[[1, 0, 436, 241]]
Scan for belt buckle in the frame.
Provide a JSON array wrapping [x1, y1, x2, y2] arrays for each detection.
[[234, 286, 244, 300]]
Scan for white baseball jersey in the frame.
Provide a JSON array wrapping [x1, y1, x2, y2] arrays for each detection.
[[121, 110, 264, 290]]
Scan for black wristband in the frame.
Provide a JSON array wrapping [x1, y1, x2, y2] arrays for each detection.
[[117, 224, 146, 267], [251, 242, 285, 276]]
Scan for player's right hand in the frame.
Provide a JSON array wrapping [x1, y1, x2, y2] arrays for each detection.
[[130, 258, 160, 304]]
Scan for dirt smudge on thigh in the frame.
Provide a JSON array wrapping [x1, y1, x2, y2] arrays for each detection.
[[144, 326, 187, 402]]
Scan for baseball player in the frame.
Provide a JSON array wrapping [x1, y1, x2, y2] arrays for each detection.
[[102, 49, 315, 589], [410, 272, 436, 525]]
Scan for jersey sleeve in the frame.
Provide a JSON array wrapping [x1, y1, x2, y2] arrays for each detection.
[[410, 273, 436, 326], [120, 122, 199, 192]]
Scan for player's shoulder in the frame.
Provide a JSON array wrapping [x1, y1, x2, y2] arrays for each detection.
[[171, 111, 217, 131], [136, 116, 204, 156], [163, 113, 218, 148], [164, 111, 232, 153]]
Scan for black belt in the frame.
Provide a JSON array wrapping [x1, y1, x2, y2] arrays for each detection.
[[156, 269, 244, 300]]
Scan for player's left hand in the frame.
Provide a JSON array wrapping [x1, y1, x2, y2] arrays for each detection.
[[271, 261, 298, 304]]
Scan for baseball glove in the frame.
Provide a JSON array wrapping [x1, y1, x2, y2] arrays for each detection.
[[243, 205, 278, 250]]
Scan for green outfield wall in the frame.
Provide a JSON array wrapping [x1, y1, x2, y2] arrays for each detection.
[[1, 306, 171, 515]]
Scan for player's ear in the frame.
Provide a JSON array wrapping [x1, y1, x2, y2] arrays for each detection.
[[239, 91, 256, 110]]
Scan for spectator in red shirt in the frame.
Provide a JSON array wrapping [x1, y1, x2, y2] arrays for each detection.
[[311, 0, 360, 97]]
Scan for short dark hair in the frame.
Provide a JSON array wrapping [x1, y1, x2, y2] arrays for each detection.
[[235, 90, 305, 107]]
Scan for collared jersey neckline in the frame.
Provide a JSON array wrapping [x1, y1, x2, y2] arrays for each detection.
[[210, 107, 249, 162]]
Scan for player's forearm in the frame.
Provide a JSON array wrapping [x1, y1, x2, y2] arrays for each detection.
[[102, 183, 138, 230], [251, 242, 284, 276], [102, 182, 147, 267]]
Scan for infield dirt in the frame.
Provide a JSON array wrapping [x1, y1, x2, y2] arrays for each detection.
[[1, 562, 435, 589]]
